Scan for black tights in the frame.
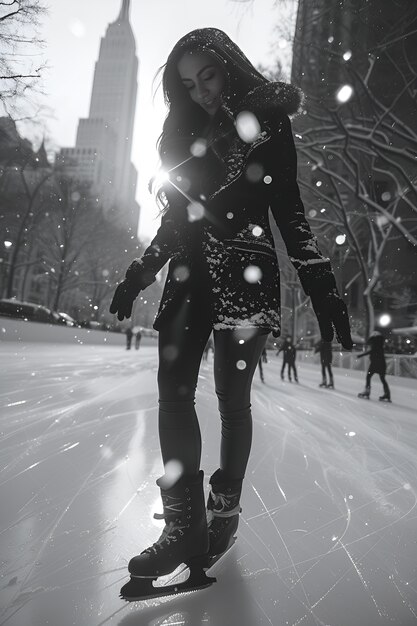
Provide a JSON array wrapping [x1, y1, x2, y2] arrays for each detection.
[[157, 292, 268, 480]]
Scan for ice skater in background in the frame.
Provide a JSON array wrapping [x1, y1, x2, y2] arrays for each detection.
[[125, 327, 133, 350], [258, 346, 268, 383], [357, 331, 391, 402], [315, 339, 334, 388], [277, 336, 298, 382], [134, 327, 142, 350], [110, 27, 352, 601]]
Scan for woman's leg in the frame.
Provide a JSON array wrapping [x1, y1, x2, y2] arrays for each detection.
[[213, 328, 268, 480], [157, 294, 212, 476]]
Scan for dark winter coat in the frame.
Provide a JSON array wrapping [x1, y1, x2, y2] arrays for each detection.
[[315, 340, 333, 365], [357, 333, 386, 374], [128, 82, 336, 335], [278, 343, 297, 364]]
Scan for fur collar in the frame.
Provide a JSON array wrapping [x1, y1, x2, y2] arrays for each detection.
[[209, 82, 303, 199], [227, 81, 304, 118]]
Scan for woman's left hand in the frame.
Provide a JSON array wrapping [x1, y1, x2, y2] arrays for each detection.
[[310, 288, 353, 350], [109, 279, 142, 321]]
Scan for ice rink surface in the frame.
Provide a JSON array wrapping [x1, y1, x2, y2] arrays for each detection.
[[1, 343, 416, 626]]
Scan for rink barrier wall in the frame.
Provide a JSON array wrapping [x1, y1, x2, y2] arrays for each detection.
[[0, 318, 156, 347], [296, 350, 417, 379], [1, 318, 415, 378]]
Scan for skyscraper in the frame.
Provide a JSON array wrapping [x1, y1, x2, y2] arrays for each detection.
[[59, 0, 140, 234]]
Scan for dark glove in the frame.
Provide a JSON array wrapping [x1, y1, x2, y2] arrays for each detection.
[[109, 279, 142, 321], [310, 287, 353, 350], [110, 259, 155, 322]]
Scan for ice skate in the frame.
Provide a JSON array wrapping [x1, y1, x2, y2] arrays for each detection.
[[358, 388, 370, 399], [326, 381, 334, 389], [379, 393, 392, 403], [120, 470, 215, 602], [319, 381, 327, 388], [206, 469, 242, 566]]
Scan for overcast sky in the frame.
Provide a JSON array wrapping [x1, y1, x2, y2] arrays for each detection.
[[37, 0, 296, 241]]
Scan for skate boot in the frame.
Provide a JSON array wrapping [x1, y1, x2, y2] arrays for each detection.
[[120, 470, 215, 601], [358, 388, 370, 399], [379, 393, 391, 403], [206, 469, 242, 565], [319, 381, 327, 388], [326, 380, 334, 389]]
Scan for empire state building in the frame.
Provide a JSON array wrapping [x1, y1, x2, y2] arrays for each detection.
[[59, 0, 140, 234]]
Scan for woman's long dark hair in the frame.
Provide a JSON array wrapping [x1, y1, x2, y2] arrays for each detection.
[[154, 28, 269, 209]]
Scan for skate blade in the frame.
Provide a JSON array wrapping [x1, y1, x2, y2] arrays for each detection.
[[120, 567, 216, 602], [157, 535, 237, 587], [208, 536, 237, 569]]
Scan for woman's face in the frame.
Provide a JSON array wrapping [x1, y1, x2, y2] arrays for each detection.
[[177, 51, 226, 116]]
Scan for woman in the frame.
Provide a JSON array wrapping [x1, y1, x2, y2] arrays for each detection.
[[110, 28, 352, 600]]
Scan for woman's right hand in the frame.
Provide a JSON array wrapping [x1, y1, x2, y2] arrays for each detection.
[[109, 279, 142, 321]]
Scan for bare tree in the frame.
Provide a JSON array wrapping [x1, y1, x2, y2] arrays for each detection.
[[0, 0, 47, 116], [294, 41, 417, 336], [36, 176, 104, 312], [81, 216, 144, 323], [3, 153, 53, 298], [251, 1, 417, 337]]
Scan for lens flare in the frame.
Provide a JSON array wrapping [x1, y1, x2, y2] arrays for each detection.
[[236, 111, 261, 143]]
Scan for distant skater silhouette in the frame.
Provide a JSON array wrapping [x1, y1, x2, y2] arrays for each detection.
[[315, 339, 334, 388], [125, 327, 133, 350], [357, 331, 391, 401], [258, 346, 268, 383], [277, 336, 298, 382]]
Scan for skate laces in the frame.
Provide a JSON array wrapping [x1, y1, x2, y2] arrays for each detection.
[[144, 496, 189, 555], [156, 495, 183, 518], [144, 518, 189, 555], [209, 491, 241, 518]]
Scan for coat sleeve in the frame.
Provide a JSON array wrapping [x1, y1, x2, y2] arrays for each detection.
[[357, 350, 371, 359], [125, 182, 188, 290], [267, 108, 336, 295]]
